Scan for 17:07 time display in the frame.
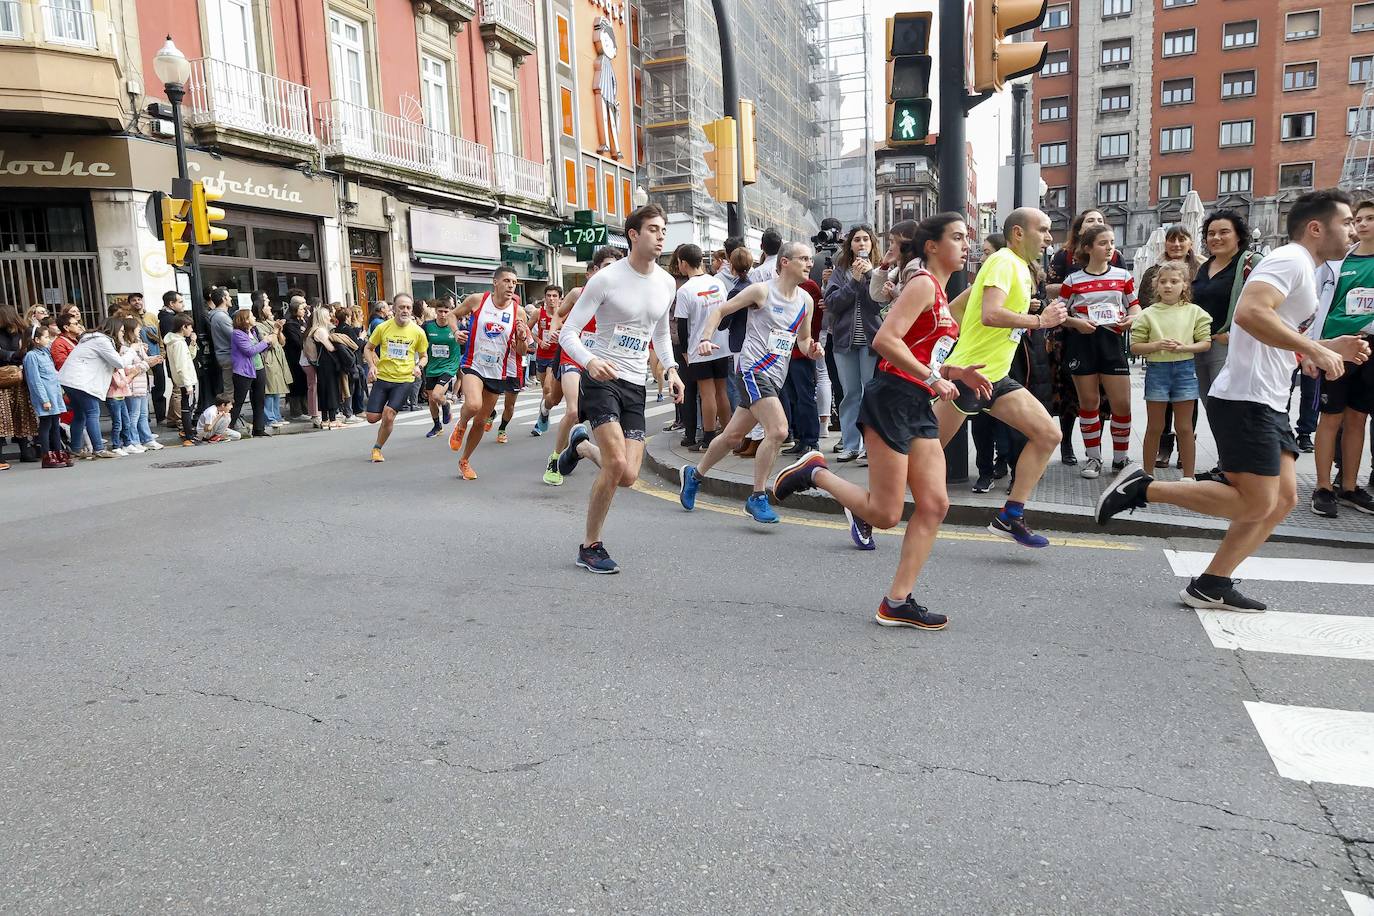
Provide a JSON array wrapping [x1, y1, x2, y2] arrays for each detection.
[[566, 225, 608, 245]]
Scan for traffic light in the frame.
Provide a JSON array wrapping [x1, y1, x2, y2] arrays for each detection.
[[738, 99, 758, 186], [190, 179, 228, 246], [702, 116, 738, 204], [973, 0, 1048, 93], [160, 193, 191, 268], [885, 12, 932, 146]]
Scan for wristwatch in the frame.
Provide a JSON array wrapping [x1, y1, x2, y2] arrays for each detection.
[[927, 366, 943, 384]]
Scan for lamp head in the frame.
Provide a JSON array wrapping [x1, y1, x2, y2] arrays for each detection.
[[153, 36, 191, 88]]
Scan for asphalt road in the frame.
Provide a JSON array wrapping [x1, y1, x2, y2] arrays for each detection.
[[2, 392, 1371, 915]]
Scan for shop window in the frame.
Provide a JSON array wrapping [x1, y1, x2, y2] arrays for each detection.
[[0, 204, 90, 252], [565, 159, 578, 206], [202, 223, 250, 259], [254, 227, 316, 262]]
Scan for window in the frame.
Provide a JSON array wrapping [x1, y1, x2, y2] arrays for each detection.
[[556, 13, 570, 65], [564, 158, 578, 206], [1283, 62, 1318, 91], [1159, 174, 1191, 199], [1098, 180, 1129, 203], [1162, 29, 1195, 56], [1285, 10, 1320, 39], [1160, 126, 1193, 152], [1218, 169, 1252, 194], [490, 85, 514, 155], [1279, 163, 1315, 189], [1352, 55, 1374, 84], [1040, 96, 1069, 121], [1220, 119, 1254, 147], [1102, 0, 1131, 17], [1222, 70, 1256, 98], [0, 0, 20, 37], [328, 12, 370, 109], [1101, 39, 1132, 68], [622, 178, 632, 218], [1100, 86, 1131, 113], [420, 55, 451, 135], [1042, 50, 1070, 76], [559, 87, 574, 136], [896, 162, 918, 182], [1040, 142, 1068, 166], [892, 194, 918, 223], [42, 0, 95, 47], [1098, 133, 1130, 159], [1044, 4, 1070, 28], [1223, 20, 1258, 48], [1161, 78, 1193, 105], [605, 173, 617, 217], [1352, 107, 1374, 136], [1044, 187, 1069, 208], [1162, 0, 1194, 6], [1281, 111, 1316, 140], [1355, 3, 1374, 32], [585, 164, 597, 211]]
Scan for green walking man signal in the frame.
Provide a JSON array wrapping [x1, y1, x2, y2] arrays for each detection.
[[885, 12, 933, 147]]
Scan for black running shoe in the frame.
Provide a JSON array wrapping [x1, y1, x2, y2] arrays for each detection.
[[1180, 577, 1266, 613], [1339, 487, 1374, 516], [1296, 433, 1315, 453], [576, 541, 620, 574], [971, 473, 993, 493], [770, 450, 826, 502], [558, 424, 590, 476], [1096, 463, 1152, 525], [1311, 487, 1339, 518], [875, 595, 948, 630]]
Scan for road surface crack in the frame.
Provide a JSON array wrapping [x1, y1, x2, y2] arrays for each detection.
[[101, 683, 324, 725]]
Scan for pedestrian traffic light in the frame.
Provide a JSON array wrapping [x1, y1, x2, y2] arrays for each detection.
[[160, 193, 191, 268], [973, 0, 1048, 93], [738, 100, 757, 186], [190, 179, 228, 246], [886, 12, 933, 147], [702, 116, 738, 204]]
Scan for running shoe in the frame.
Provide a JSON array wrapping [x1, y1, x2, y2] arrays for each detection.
[[836, 449, 860, 463], [770, 450, 826, 503], [844, 507, 875, 550], [426, 423, 442, 438], [1180, 577, 1266, 613], [496, 430, 509, 444], [987, 513, 1050, 548], [146, 441, 165, 451], [1296, 433, 1315, 453], [875, 595, 948, 630], [112, 447, 128, 457], [577, 541, 621, 574], [441, 402, 451, 425], [678, 464, 700, 510], [449, 421, 464, 452], [543, 453, 564, 486], [745, 492, 780, 524], [558, 424, 590, 477], [1080, 456, 1102, 479], [533, 412, 549, 435], [1311, 487, 1339, 518], [1095, 463, 1152, 525], [972, 473, 993, 493], [483, 418, 493, 432], [459, 458, 477, 480], [1112, 456, 1130, 471], [992, 460, 1008, 480], [370, 447, 384, 463], [95, 449, 118, 458], [1338, 487, 1374, 516]]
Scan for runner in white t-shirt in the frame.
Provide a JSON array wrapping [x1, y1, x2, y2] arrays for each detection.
[[1098, 190, 1369, 613]]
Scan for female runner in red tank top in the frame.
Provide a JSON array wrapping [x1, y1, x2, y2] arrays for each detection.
[[769, 212, 993, 630]]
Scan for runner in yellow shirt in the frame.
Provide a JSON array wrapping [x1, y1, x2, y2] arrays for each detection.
[[363, 293, 428, 463]]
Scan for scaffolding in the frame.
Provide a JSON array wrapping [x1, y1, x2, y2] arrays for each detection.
[[1341, 78, 1374, 194], [811, 0, 873, 229], [639, 0, 825, 243]]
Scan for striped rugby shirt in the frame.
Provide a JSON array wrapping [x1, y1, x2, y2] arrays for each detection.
[[1062, 265, 1137, 333]]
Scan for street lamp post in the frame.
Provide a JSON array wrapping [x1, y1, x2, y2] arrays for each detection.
[[152, 36, 206, 329]]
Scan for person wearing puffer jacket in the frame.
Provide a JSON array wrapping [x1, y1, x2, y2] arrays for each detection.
[[57, 318, 128, 458]]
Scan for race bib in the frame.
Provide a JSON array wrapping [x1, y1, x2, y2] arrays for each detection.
[[386, 340, 409, 360], [431, 344, 450, 359], [1088, 301, 1123, 326], [542, 330, 557, 346], [768, 330, 796, 357], [929, 335, 956, 372], [475, 349, 502, 373], [1347, 287, 1374, 316], [610, 324, 650, 357], [1008, 327, 1025, 344]]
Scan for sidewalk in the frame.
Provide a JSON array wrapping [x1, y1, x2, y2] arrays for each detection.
[[643, 365, 1374, 548]]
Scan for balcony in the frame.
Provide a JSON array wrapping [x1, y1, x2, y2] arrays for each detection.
[[0, 1, 124, 129], [479, 0, 535, 60], [186, 58, 316, 159], [415, 0, 476, 29], [493, 152, 547, 204], [318, 98, 492, 194]]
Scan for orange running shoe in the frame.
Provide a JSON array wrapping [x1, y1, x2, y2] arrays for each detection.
[[449, 421, 464, 452], [483, 418, 493, 432], [459, 459, 477, 480], [496, 430, 508, 444]]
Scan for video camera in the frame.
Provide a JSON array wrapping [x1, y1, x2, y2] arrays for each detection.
[[810, 217, 844, 285]]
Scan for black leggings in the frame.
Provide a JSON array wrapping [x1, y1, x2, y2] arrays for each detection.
[[231, 373, 267, 435], [38, 414, 63, 452]]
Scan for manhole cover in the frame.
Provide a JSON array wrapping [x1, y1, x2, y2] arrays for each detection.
[[149, 459, 222, 469]]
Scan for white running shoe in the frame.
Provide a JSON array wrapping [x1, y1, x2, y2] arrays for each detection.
[[145, 441, 165, 451], [112, 447, 128, 456], [126, 444, 146, 454], [1080, 457, 1102, 479]]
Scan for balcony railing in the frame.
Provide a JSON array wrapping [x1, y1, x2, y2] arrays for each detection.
[[479, 0, 535, 42], [41, 2, 95, 48], [186, 58, 316, 147], [493, 152, 547, 201], [319, 98, 491, 188]]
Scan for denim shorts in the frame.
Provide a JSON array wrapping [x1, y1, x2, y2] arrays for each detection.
[[1144, 359, 1199, 402]]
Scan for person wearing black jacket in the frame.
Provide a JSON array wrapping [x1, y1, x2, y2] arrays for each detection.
[[157, 290, 186, 429], [282, 297, 308, 419]]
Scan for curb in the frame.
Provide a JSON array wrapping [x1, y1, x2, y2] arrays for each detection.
[[641, 436, 1374, 550]]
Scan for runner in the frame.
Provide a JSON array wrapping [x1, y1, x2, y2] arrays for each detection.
[[925, 208, 1069, 547], [362, 293, 428, 463], [1311, 197, 1374, 517], [1099, 190, 1370, 612], [446, 266, 531, 479], [421, 298, 467, 438], [678, 241, 821, 524], [769, 212, 990, 629], [672, 244, 731, 452], [542, 246, 625, 486], [1060, 224, 1140, 479], [531, 286, 563, 436], [555, 205, 681, 573]]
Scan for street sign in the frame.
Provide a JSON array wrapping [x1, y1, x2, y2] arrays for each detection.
[[551, 211, 609, 261]]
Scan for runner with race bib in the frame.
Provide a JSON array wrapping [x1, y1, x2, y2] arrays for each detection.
[[421, 298, 467, 439]]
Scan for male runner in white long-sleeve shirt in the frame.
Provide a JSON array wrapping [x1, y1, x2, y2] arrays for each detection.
[[557, 203, 683, 573]]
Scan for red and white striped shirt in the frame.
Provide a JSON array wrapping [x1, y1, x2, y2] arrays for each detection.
[[1063, 265, 1137, 334]]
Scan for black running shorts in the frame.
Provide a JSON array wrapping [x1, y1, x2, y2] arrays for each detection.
[[1065, 327, 1131, 376], [579, 375, 647, 440], [1209, 396, 1298, 477], [857, 371, 939, 455], [367, 379, 412, 414], [952, 376, 1024, 416], [1318, 354, 1374, 415]]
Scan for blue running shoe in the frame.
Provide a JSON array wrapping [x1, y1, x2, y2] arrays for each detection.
[[745, 492, 780, 524], [576, 541, 620, 574], [533, 411, 549, 436], [845, 507, 876, 550], [425, 422, 442, 438], [441, 402, 451, 425], [987, 512, 1050, 548], [679, 465, 700, 510], [558, 424, 590, 476]]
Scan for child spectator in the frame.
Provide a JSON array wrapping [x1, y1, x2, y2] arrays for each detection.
[[196, 392, 240, 442], [24, 323, 69, 468], [163, 314, 199, 445]]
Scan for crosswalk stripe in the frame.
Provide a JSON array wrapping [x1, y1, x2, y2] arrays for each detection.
[[1165, 550, 1374, 586], [1242, 701, 1374, 790], [1195, 610, 1374, 661], [1346, 891, 1374, 916]]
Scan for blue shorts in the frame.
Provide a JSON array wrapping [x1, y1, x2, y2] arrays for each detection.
[[535, 355, 558, 374], [1144, 359, 1199, 402]]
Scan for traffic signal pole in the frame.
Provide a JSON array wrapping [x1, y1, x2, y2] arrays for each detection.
[[937, 0, 968, 300], [709, 0, 744, 238], [165, 81, 206, 329]]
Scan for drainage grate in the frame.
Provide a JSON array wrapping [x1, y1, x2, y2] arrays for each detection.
[[149, 459, 222, 469]]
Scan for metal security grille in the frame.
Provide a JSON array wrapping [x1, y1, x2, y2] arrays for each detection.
[[0, 253, 105, 327]]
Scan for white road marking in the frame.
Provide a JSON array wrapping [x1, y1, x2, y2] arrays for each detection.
[[1165, 550, 1374, 586], [1196, 610, 1374, 661], [1345, 891, 1374, 916], [1243, 701, 1374, 789]]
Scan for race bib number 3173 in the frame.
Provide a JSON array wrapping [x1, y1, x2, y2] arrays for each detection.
[[611, 324, 650, 357]]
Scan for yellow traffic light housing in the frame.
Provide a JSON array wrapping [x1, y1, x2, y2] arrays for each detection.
[[702, 116, 739, 204], [190, 179, 228, 246], [738, 100, 758, 186], [973, 0, 1048, 93], [161, 194, 191, 268]]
